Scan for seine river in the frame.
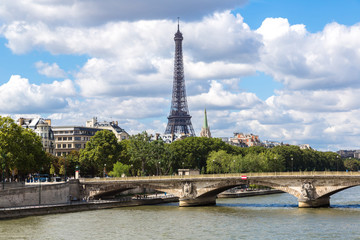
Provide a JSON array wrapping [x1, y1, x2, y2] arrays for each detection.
[[1, 187, 360, 240]]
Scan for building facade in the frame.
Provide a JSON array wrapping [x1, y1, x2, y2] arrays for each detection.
[[229, 132, 262, 147], [17, 118, 55, 154], [52, 126, 103, 157], [86, 117, 129, 141]]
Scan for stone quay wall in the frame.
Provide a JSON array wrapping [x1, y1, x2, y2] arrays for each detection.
[[0, 180, 80, 208]]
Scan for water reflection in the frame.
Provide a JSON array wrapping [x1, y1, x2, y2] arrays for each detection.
[[0, 186, 359, 240], [218, 202, 298, 208]]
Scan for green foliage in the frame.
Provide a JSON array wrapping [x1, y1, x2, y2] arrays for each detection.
[[205, 145, 342, 174], [0, 116, 48, 179], [344, 159, 359, 171], [109, 161, 131, 177], [49, 164, 56, 175], [169, 137, 231, 172], [127, 132, 153, 176], [79, 130, 121, 176], [206, 150, 232, 173]]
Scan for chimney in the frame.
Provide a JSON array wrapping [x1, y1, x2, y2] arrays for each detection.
[[18, 118, 24, 126]]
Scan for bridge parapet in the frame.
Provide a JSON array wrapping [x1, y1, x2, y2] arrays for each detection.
[[80, 172, 360, 208]]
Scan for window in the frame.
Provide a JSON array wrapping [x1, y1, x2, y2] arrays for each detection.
[[57, 144, 61, 149], [62, 144, 66, 148], [58, 137, 62, 141], [68, 144, 72, 148], [75, 144, 81, 148], [63, 137, 67, 141], [68, 137, 72, 140], [74, 137, 81, 141]]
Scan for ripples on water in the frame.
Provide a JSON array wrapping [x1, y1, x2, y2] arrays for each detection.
[[0, 187, 360, 240]]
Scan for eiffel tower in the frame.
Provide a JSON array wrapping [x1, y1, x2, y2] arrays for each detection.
[[164, 20, 196, 136]]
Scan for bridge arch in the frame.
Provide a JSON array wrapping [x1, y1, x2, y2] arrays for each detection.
[[80, 173, 360, 208]]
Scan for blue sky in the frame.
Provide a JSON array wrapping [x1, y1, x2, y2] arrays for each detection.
[[1, 0, 360, 151]]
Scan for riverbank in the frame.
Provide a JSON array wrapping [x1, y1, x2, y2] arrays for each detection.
[[217, 189, 283, 198], [0, 190, 284, 220], [0, 196, 178, 220]]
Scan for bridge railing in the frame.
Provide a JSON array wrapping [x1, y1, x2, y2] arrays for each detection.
[[80, 171, 360, 182]]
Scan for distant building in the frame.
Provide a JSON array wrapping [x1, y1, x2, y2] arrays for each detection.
[[178, 169, 200, 176], [298, 144, 312, 150], [151, 133, 188, 143], [229, 132, 262, 147], [199, 109, 211, 138], [262, 140, 282, 148], [86, 117, 129, 141], [337, 150, 357, 158], [52, 126, 103, 157], [353, 151, 360, 159], [17, 118, 54, 154]]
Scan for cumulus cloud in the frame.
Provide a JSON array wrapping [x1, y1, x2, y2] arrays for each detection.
[[35, 61, 67, 78], [184, 12, 262, 63], [257, 18, 360, 90], [0, 75, 75, 113], [0, 0, 247, 26], [2, 1, 360, 151], [189, 80, 262, 110]]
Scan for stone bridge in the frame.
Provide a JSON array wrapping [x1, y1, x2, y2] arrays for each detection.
[[79, 172, 360, 207]]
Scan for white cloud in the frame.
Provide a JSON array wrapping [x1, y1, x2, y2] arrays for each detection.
[[35, 61, 66, 78], [2, 3, 360, 151], [257, 18, 360, 90], [0, 75, 75, 113], [0, 0, 247, 26], [189, 80, 262, 110]]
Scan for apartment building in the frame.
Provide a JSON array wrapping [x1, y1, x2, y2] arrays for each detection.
[[86, 117, 129, 141], [229, 132, 262, 147], [17, 118, 55, 154], [52, 126, 103, 157]]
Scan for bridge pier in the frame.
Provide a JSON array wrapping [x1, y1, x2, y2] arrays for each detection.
[[179, 196, 217, 207], [298, 196, 330, 208]]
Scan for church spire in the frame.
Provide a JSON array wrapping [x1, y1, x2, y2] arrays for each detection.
[[203, 108, 208, 129], [200, 108, 211, 138]]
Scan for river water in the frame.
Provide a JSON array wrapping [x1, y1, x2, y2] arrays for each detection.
[[1, 187, 360, 240]]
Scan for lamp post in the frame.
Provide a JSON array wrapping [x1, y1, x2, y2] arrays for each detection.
[[291, 157, 294, 173], [336, 155, 339, 171], [158, 161, 161, 176], [64, 157, 67, 182], [103, 164, 106, 178]]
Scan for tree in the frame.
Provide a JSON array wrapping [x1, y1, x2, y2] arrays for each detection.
[[344, 159, 359, 171], [169, 137, 232, 172], [127, 132, 153, 176], [0, 116, 48, 180], [79, 130, 121, 176], [206, 150, 233, 173], [109, 161, 131, 177]]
